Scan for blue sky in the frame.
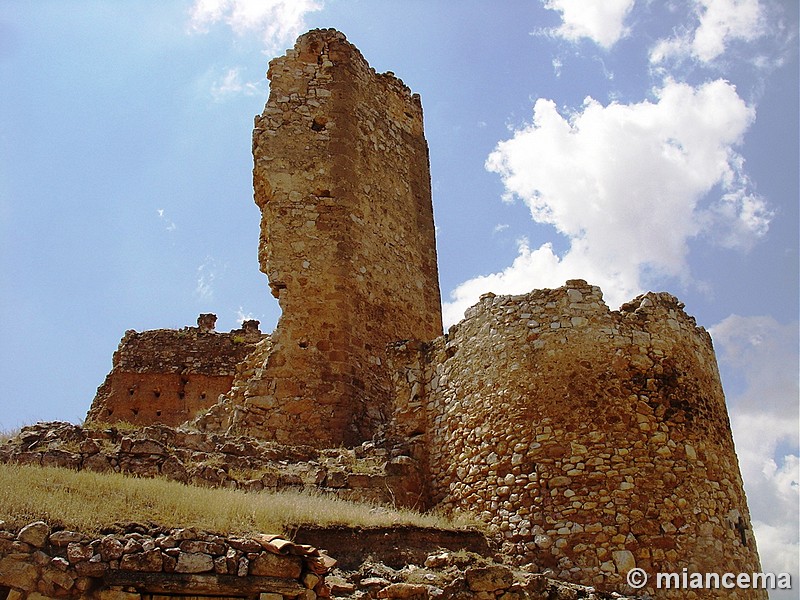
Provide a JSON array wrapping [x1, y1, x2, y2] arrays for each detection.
[[1, 0, 797, 591]]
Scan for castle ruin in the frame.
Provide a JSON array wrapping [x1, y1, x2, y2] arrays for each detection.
[[86, 315, 266, 427], [80, 29, 763, 598]]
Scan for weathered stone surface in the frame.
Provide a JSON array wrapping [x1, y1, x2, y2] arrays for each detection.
[[48, 531, 85, 547], [612, 549, 636, 574], [0, 522, 334, 599], [43, 565, 76, 589], [213, 28, 442, 448], [66, 543, 93, 563], [98, 590, 143, 600], [376, 583, 429, 599], [85, 316, 267, 427], [325, 575, 355, 595], [17, 521, 49, 548], [75, 558, 108, 577], [119, 548, 163, 572], [0, 555, 39, 589], [465, 565, 514, 592], [392, 281, 765, 597], [175, 551, 214, 573], [249, 552, 302, 578], [99, 536, 124, 561], [0, 27, 764, 600]]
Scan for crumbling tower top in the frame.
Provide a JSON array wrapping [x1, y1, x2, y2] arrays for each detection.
[[234, 29, 442, 446]]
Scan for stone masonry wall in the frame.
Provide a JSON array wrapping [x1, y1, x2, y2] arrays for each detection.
[[389, 280, 764, 599], [0, 520, 333, 600], [1, 422, 427, 510], [228, 29, 442, 447], [86, 316, 266, 427]]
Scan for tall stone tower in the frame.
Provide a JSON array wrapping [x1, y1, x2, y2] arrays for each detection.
[[232, 29, 442, 446]]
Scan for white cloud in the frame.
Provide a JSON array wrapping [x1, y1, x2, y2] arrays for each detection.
[[195, 256, 222, 301], [236, 306, 255, 324], [211, 67, 262, 100], [551, 57, 563, 77], [711, 315, 799, 584], [442, 78, 769, 326], [492, 223, 509, 234], [156, 208, 176, 232], [651, 0, 767, 64], [542, 0, 636, 48], [188, 0, 323, 53]]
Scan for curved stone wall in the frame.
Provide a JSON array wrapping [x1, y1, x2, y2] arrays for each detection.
[[405, 280, 763, 598]]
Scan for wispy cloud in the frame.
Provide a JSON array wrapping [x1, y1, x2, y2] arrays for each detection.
[[710, 315, 799, 585], [156, 208, 177, 232], [650, 0, 767, 64], [210, 67, 262, 101], [188, 0, 324, 54], [443, 78, 769, 325], [195, 256, 222, 301], [492, 223, 509, 234], [542, 0, 636, 49], [236, 306, 255, 324]]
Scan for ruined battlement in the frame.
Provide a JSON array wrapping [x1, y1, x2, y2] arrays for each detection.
[[85, 315, 267, 427]]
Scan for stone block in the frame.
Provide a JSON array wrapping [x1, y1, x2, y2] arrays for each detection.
[[175, 551, 214, 573], [465, 566, 514, 592], [17, 521, 49, 548], [249, 552, 302, 578], [0, 556, 39, 589], [377, 583, 429, 599]]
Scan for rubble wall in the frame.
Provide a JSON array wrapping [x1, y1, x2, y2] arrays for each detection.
[[85, 318, 266, 427], [234, 29, 442, 446], [0, 520, 331, 600], [392, 280, 764, 599]]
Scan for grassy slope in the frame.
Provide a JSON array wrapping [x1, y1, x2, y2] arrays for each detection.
[[0, 464, 473, 536]]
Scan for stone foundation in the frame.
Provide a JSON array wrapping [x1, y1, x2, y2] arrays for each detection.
[[0, 521, 333, 600]]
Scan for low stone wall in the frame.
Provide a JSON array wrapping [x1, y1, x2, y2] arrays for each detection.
[[0, 422, 426, 509], [0, 521, 333, 600]]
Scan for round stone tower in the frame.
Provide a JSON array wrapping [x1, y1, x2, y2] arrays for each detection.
[[403, 279, 763, 598]]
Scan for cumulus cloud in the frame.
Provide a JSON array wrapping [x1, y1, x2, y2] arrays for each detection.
[[188, 0, 323, 53], [542, 0, 636, 48], [710, 315, 799, 587], [441, 78, 770, 326], [651, 0, 767, 64]]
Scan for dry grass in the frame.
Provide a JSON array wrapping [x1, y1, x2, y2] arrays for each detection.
[[1, 427, 21, 444], [0, 464, 476, 536]]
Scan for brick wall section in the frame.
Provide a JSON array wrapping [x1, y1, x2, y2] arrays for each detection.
[[389, 280, 764, 599], [86, 319, 266, 427], [233, 29, 442, 446]]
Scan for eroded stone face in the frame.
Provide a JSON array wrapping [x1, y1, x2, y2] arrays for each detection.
[[231, 28, 443, 446]]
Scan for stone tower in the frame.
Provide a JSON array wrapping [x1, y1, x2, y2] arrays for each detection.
[[230, 29, 442, 446], [390, 280, 765, 598]]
